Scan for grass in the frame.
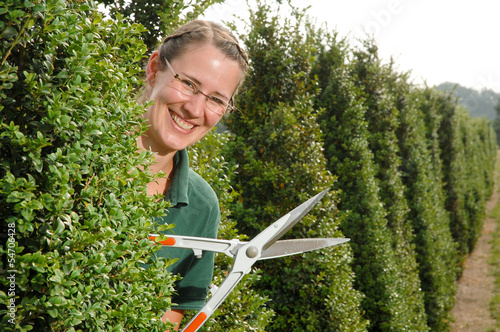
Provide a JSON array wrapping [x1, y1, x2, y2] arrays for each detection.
[[487, 160, 500, 332], [488, 208, 500, 331]]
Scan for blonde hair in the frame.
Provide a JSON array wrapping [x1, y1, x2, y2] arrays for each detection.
[[139, 20, 249, 105]]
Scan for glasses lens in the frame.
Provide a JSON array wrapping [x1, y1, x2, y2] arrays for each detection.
[[206, 96, 229, 115], [207, 105, 226, 115], [178, 79, 197, 96]]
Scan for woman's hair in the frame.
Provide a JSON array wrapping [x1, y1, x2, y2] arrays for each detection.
[[139, 20, 249, 105]]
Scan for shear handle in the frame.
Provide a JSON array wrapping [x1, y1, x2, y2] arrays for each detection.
[[180, 241, 260, 332], [149, 234, 244, 258]]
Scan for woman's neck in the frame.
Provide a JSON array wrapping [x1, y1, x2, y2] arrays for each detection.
[[137, 135, 177, 196], [146, 154, 175, 196]]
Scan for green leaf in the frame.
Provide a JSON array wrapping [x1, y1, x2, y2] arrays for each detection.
[[54, 218, 65, 234], [49, 295, 67, 306], [2, 26, 17, 40], [33, 3, 45, 12], [24, 0, 35, 8], [48, 308, 58, 318], [49, 270, 63, 284], [56, 70, 69, 79]]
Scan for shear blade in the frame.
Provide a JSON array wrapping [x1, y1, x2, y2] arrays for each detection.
[[260, 238, 349, 260], [262, 190, 328, 251]]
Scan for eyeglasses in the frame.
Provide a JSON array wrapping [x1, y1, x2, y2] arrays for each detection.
[[163, 57, 236, 116]]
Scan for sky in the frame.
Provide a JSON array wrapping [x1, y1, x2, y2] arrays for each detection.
[[201, 0, 500, 93]]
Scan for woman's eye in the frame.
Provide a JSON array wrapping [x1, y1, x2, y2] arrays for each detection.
[[209, 96, 225, 106], [181, 79, 197, 91]]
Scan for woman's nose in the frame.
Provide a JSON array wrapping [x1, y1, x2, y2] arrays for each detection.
[[182, 93, 206, 117]]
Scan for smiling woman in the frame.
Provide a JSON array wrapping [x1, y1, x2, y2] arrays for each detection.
[[140, 44, 241, 156], [135, 20, 249, 331]]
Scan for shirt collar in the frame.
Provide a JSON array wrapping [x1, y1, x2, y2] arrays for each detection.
[[165, 149, 190, 207]]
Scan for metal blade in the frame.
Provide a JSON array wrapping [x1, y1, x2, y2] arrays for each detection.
[[261, 189, 328, 251], [260, 238, 350, 260]]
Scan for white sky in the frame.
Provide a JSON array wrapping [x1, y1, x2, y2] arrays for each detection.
[[202, 0, 500, 93]]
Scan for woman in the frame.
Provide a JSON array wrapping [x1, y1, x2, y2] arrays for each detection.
[[137, 20, 249, 330]]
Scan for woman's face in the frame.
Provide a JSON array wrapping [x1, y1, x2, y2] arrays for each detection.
[[142, 43, 241, 154]]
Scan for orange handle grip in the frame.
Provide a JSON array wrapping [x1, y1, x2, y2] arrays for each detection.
[[149, 236, 176, 246], [183, 312, 208, 332]]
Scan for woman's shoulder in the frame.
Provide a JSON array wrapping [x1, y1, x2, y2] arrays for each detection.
[[186, 169, 221, 236], [187, 168, 218, 206]]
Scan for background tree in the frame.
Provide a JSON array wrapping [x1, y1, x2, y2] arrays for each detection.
[[436, 82, 500, 120], [98, 0, 225, 52], [493, 97, 500, 145]]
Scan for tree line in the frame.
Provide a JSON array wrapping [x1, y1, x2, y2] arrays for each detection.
[[436, 82, 500, 121], [1, 0, 496, 331]]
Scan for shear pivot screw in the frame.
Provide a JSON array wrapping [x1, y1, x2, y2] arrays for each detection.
[[246, 246, 259, 258]]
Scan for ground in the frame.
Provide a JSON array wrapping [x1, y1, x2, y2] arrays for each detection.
[[451, 172, 498, 332]]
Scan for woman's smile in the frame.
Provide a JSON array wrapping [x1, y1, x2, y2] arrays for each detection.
[[170, 110, 195, 131]]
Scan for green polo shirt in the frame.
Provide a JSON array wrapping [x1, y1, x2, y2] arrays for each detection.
[[156, 149, 221, 311]]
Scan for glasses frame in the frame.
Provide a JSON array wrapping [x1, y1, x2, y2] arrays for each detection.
[[162, 56, 236, 116]]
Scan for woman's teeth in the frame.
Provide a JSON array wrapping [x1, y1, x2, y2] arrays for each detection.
[[171, 112, 194, 130]]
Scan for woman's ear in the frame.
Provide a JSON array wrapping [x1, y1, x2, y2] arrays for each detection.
[[146, 50, 161, 86]]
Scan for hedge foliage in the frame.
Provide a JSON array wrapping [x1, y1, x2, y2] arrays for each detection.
[[315, 39, 429, 331], [0, 1, 177, 331], [223, 2, 368, 331], [188, 131, 274, 331], [1, 0, 497, 331]]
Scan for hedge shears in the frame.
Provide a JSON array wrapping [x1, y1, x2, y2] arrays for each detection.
[[150, 190, 349, 332]]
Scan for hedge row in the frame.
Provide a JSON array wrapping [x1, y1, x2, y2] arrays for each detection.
[[221, 2, 495, 331], [1, 0, 496, 331], [223, 4, 368, 331]]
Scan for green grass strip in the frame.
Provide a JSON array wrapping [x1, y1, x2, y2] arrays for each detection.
[[487, 157, 500, 331]]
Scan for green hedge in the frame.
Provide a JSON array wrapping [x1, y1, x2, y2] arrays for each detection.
[[395, 87, 457, 331], [434, 91, 496, 263], [0, 1, 176, 330], [315, 39, 429, 331], [188, 131, 274, 331], [224, 2, 368, 331]]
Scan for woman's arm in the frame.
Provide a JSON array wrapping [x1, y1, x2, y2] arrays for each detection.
[[162, 309, 185, 331]]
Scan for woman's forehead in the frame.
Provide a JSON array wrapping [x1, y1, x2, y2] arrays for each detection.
[[170, 44, 241, 98]]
